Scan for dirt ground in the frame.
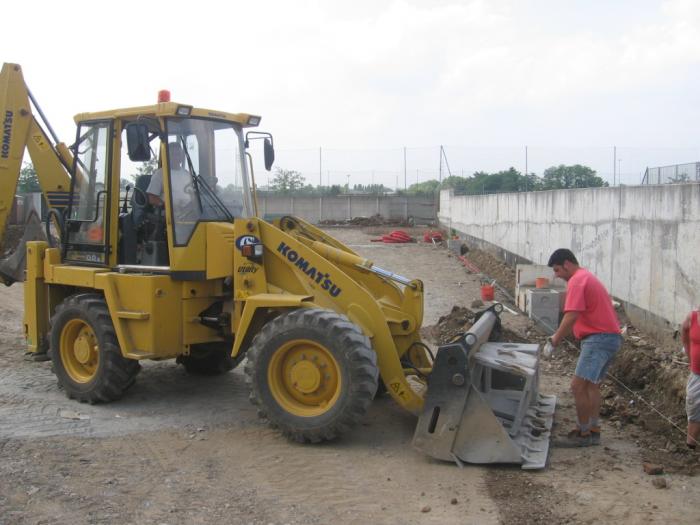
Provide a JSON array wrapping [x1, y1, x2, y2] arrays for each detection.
[[1, 227, 698, 525]]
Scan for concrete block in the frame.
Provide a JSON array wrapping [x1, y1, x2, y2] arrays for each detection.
[[526, 289, 563, 334], [516, 285, 534, 312], [527, 288, 563, 312], [532, 312, 560, 334]]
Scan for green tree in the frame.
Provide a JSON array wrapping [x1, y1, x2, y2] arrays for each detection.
[[440, 175, 470, 193], [461, 168, 539, 194], [352, 183, 390, 194], [270, 168, 305, 193], [17, 163, 40, 193], [406, 179, 440, 195], [542, 164, 607, 189]]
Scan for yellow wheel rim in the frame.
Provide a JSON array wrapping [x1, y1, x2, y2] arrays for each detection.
[[268, 339, 341, 417], [60, 319, 99, 383]]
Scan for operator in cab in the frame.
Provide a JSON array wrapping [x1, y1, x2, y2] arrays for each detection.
[[146, 142, 192, 209]]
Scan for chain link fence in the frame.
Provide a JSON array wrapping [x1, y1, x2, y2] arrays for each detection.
[[252, 145, 700, 190]]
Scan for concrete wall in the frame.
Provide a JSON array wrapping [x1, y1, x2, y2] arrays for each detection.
[[439, 183, 700, 331], [258, 195, 437, 224]]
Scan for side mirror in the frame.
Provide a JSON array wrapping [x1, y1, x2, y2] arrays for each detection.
[[264, 138, 275, 171], [126, 123, 151, 162]]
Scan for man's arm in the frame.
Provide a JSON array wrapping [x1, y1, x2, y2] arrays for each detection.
[[681, 313, 692, 358], [551, 311, 579, 347], [147, 193, 164, 207]]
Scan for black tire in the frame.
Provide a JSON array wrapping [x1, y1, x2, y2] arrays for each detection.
[[50, 293, 140, 403], [245, 308, 378, 443], [177, 342, 243, 375]]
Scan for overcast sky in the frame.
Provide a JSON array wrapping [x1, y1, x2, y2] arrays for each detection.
[[5, 0, 700, 187]]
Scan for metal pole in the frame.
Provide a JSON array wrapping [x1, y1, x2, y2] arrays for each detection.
[[613, 146, 616, 186], [618, 159, 622, 185], [439, 145, 443, 183], [404, 147, 407, 190], [319, 147, 322, 188], [525, 145, 528, 192], [525, 145, 528, 176]]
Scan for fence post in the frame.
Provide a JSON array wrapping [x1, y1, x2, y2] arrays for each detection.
[[319, 195, 323, 223], [347, 195, 351, 220]]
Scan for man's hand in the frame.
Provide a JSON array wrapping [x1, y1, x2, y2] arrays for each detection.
[[551, 311, 579, 347]]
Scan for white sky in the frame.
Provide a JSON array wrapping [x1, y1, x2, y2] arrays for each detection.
[[5, 0, 700, 187]]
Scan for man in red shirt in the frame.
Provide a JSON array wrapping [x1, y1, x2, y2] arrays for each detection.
[[680, 308, 700, 449], [548, 248, 622, 447]]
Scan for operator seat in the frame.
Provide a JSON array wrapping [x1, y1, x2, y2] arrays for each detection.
[[118, 174, 157, 265]]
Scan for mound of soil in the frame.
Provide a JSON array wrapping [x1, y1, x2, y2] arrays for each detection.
[[1, 225, 24, 257], [319, 214, 411, 227], [458, 247, 516, 293]]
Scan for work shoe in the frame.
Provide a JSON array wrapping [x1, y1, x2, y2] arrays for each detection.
[[590, 426, 601, 446], [553, 428, 593, 448]]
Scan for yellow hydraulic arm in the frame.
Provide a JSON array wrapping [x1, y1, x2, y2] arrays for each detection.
[[0, 63, 72, 267]]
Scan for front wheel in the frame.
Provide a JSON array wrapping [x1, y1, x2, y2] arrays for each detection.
[[245, 309, 378, 443], [50, 293, 140, 403]]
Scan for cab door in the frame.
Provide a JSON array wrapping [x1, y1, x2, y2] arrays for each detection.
[[63, 120, 112, 265]]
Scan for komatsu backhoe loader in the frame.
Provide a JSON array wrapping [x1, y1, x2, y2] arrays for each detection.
[[0, 63, 554, 468]]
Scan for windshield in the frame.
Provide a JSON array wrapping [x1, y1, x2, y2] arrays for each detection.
[[165, 117, 251, 245]]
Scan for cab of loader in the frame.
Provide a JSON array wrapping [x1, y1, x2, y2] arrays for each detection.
[[64, 100, 273, 272]]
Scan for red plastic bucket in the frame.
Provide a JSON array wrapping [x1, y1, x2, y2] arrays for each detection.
[[480, 285, 495, 301], [535, 277, 550, 289]]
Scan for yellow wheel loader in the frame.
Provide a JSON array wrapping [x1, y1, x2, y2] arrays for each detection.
[[0, 63, 555, 468]]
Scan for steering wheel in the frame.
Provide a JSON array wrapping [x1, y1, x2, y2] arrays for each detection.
[[131, 186, 149, 211]]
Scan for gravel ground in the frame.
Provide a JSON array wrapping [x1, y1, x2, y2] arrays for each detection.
[[0, 226, 698, 524]]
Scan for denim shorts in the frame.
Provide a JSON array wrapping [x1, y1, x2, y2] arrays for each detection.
[[574, 333, 622, 384]]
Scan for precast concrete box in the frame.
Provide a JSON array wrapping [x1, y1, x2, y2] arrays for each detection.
[[526, 288, 563, 334], [514, 264, 566, 318]]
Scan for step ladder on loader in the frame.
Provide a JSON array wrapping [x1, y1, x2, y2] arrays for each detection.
[[413, 304, 556, 469]]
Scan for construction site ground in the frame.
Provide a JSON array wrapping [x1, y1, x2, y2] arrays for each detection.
[[1, 226, 698, 525]]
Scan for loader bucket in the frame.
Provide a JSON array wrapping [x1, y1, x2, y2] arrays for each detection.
[[413, 305, 555, 469], [0, 210, 46, 285]]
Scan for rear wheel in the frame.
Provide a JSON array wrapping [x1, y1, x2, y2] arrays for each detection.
[[245, 309, 378, 443], [50, 293, 140, 403], [177, 342, 243, 375]]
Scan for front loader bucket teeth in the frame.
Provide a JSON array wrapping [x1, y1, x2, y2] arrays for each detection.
[[413, 308, 555, 470]]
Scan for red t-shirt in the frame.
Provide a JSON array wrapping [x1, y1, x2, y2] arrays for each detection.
[[690, 311, 700, 375], [564, 268, 620, 340]]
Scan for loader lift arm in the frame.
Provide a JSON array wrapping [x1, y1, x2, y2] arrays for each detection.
[[0, 63, 72, 283]]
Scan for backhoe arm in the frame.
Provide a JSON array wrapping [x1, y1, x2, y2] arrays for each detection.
[[0, 63, 72, 269]]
